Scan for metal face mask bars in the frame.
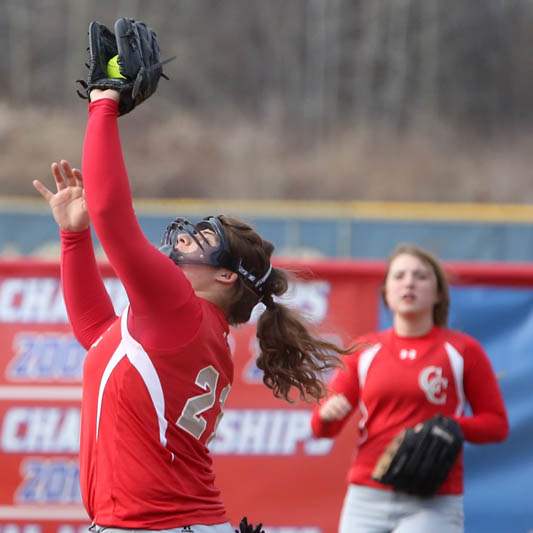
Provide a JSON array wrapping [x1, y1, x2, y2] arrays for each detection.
[[160, 216, 272, 297]]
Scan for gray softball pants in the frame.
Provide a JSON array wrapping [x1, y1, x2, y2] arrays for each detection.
[[339, 484, 464, 533]]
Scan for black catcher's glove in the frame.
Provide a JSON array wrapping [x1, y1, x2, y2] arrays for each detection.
[[372, 414, 464, 497], [235, 517, 264, 533], [78, 17, 171, 115]]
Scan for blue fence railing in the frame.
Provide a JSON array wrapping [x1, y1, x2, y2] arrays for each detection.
[[3, 198, 533, 262]]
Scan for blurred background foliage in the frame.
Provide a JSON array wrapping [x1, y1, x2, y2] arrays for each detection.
[[2, 0, 533, 201]]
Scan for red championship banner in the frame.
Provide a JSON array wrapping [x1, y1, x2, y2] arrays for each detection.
[[4, 260, 528, 533], [0, 261, 383, 533]]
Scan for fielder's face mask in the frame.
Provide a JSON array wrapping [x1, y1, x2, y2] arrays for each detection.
[[159, 216, 272, 298]]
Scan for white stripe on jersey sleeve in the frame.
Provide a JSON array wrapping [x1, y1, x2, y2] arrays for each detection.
[[96, 342, 126, 440], [444, 341, 465, 417], [357, 343, 382, 387], [94, 308, 168, 448], [121, 307, 168, 447]]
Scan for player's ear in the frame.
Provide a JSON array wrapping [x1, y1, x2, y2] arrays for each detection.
[[215, 269, 238, 286]]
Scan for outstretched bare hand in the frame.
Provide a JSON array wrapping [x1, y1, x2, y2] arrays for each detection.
[[33, 160, 89, 232]]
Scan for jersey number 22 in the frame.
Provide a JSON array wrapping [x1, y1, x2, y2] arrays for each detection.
[[176, 365, 231, 442]]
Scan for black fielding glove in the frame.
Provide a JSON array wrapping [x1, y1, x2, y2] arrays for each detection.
[[77, 17, 173, 115], [372, 414, 464, 497]]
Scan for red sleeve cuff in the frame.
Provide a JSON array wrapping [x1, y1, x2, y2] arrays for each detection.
[[88, 98, 119, 114], [60, 227, 91, 239]]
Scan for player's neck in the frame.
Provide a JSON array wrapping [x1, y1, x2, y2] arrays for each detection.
[[195, 288, 230, 317], [393, 314, 434, 338]]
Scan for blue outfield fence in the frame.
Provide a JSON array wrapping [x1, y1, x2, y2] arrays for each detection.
[[4, 198, 533, 261]]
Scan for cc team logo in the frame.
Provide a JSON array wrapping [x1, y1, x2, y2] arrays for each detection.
[[418, 366, 448, 405]]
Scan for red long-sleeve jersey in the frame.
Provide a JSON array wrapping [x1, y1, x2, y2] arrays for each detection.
[[310, 326, 509, 494], [61, 99, 233, 527]]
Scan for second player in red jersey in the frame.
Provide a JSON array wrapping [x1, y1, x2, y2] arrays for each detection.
[[311, 244, 509, 533]]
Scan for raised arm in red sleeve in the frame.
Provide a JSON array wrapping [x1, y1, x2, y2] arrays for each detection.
[[456, 340, 509, 443], [81, 99, 201, 350], [60, 228, 116, 350]]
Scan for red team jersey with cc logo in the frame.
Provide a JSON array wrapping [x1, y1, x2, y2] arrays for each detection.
[[60, 99, 234, 527], [311, 326, 508, 494]]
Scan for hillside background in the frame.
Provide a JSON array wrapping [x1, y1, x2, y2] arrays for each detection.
[[2, 0, 533, 202]]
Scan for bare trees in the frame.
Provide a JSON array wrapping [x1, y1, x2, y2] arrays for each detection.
[[5, 0, 31, 102], [1, 0, 531, 136], [3, 0, 533, 200]]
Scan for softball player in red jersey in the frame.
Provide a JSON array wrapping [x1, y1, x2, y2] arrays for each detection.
[[311, 244, 509, 533], [33, 89, 350, 531]]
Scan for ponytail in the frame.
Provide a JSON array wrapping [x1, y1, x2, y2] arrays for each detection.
[[218, 215, 352, 402], [255, 271, 351, 403]]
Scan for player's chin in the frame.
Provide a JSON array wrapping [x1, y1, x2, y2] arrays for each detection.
[[397, 305, 429, 318]]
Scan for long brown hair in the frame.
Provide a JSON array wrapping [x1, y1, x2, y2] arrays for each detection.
[[383, 243, 450, 327], [219, 215, 350, 402]]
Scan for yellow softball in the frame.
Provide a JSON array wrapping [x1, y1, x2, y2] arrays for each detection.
[[106, 55, 126, 79]]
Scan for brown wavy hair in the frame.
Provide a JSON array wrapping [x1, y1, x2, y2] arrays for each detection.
[[382, 243, 450, 327], [219, 215, 351, 402]]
